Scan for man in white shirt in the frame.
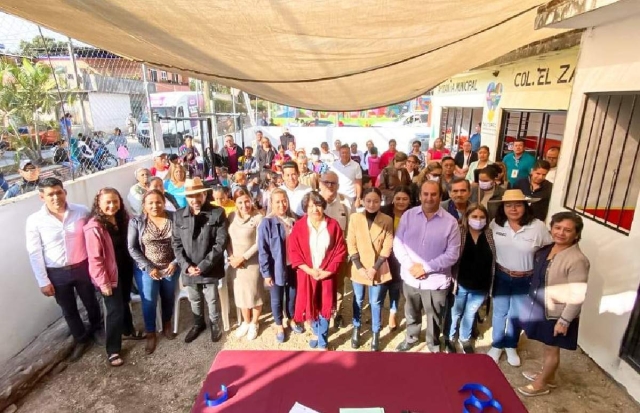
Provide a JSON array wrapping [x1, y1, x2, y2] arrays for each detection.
[[331, 144, 363, 207], [280, 161, 311, 217], [319, 171, 354, 329], [25, 178, 102, 362], [544, 146, 560, 183]]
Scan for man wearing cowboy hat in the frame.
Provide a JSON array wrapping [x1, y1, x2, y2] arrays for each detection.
[[172, 177, 229, 343]]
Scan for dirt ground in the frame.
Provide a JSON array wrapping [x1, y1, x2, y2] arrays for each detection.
[[15, 292, 640, 413]]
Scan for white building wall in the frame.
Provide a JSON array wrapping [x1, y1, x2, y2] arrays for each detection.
[[548, 14, 640, 402], [0, 160, 150, 364], [87, 93, 132, 133]]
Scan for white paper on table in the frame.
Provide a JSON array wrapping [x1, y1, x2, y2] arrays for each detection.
[[289, 402, 322, 413]]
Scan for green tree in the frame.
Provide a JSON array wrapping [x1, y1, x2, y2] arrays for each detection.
[[18, 36, 69, 58], [0, 59, 62, 162]]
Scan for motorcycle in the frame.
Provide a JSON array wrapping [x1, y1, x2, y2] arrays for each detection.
[[79, 137, 118, 173]]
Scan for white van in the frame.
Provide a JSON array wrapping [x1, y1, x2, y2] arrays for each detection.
[[137, 92, 204, 148]]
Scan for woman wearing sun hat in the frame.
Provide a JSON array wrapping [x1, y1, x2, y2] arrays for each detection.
[[486, 189, 552, 367]]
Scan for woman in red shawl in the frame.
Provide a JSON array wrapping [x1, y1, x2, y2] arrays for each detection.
[[288, 191, 347, 350]]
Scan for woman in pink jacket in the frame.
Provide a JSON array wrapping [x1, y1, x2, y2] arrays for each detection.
[[84, 187, 131, 367]]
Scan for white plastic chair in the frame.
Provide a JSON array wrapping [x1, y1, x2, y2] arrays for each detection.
[[172, 276, 237, 334]]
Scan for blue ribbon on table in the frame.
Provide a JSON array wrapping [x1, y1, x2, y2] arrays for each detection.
[[204, 385, 228, 407], [459, 383, 503, 413]]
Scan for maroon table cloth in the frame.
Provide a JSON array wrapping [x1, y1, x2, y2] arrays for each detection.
[[192, 350, 527, 413]]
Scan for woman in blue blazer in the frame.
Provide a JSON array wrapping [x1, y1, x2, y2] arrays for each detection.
[[258, 188, 304, 343]]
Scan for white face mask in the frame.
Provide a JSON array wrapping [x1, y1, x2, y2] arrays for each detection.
[[429, 175, 440, 182], [468, 218, 486, 230], [478, 180, 494, 190], [310, 155, 319, 162]]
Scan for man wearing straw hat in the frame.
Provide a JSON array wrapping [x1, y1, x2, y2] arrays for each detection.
[[172, 177, 229, 343]]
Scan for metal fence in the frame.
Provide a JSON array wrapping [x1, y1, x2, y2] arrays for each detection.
[[0, 11, 214, 200]]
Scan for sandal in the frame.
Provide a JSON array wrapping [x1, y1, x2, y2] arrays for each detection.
[[122, 330, 146, 340], [517, 384, 550, 397], [108, 354, 124, 367], [522, 371, 558, 388]]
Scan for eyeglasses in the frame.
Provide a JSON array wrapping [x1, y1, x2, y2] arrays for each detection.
[[23, 167, 37, 172], [321, 180, 338, 186]]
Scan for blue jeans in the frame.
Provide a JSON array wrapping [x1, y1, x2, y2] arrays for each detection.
[[312, 315, 330, 348], [0, 173, 8, 192], [448, 285, 487, 341], [352, 281, 388, 333], [134, 266, 179, 333], [385, 280, 402, 313], [269, 265, 297, 326], [491, 269, 531, 349]]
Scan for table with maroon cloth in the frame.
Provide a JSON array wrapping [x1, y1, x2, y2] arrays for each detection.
[[192, 350, 526, 412]]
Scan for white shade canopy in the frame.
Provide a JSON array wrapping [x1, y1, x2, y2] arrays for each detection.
[[0, 0, 561, 110]]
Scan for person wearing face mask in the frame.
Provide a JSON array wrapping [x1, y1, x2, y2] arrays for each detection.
[[446, 204, 496, 354], [347, 187, 394, 351], [475, 166, 506, 221]]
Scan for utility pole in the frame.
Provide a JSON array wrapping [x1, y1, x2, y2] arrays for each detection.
[[142, 63, 163, 151], [67, 37, 89, 135], [231, 87, 237, 135]]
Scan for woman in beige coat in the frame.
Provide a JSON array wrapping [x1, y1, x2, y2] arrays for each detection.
[[227, 189, 264, 341], [347, 187, 394, 351]]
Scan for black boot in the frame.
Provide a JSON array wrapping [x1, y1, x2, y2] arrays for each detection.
[[210, 322, 223, 342], [351, 327, 360, 349], [444, 339, 457, 354], [371, 332, 380, 352], [460, 340, 475, 354], [184, 314, 206, 343]]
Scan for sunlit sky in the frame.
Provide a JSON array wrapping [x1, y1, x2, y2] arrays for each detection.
[[0, 12, 91, 52]]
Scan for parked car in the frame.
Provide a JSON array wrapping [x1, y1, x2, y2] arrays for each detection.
[[1, 128, 61, 151], [372, 111, 429, 127]]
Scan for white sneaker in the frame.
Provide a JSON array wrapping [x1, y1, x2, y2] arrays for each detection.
[[505, 348, 521, 367], [246, 323, 258, 341], [487, 347, 504, 363], [235, 322, 249, 338]]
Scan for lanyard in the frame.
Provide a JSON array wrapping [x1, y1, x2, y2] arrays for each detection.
[[204, 385, 229, 407], [459, 383, 503, 413]]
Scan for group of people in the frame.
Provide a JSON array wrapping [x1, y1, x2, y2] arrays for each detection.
[[24, 129, 587, 398]]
